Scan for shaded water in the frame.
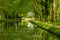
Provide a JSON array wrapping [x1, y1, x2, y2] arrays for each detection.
[[0, 19, 60, 40]]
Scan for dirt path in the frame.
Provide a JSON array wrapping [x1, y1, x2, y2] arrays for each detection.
[[44, 22, 60, 28]]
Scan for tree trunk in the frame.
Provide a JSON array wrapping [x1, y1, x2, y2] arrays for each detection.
[[51, 0, 56, 22]]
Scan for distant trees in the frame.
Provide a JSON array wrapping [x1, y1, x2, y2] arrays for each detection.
[[0, 0, 60, 30], [32, 0, 49, 21], [0, 0, 32, 30], [32, 0, 58, 23], [50, 0, 56, 22]]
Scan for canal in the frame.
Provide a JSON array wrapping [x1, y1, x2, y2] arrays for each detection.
[[0, 19, 60, 40]]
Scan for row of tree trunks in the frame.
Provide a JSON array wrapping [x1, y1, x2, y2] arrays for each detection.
[[31, 0, 57, 23], [4, 14, 22, 30], [39, 0, 57, 23], [50, 0, 57, 24]]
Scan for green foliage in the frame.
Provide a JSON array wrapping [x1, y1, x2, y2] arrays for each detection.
[[1, 0, 32, 16], [0, 0, 60, 40], [30, 20, 60, 37]]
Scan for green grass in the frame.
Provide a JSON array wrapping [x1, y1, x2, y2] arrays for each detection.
[[30, 20, 60, 37]]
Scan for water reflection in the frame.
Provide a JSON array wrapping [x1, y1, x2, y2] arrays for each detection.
[[15, 22, 18, 30], [27, 21, 33, 30]]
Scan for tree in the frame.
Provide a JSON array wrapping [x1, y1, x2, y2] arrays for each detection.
[[0, 0, 32, 30], [49, 0, 57, 24]]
